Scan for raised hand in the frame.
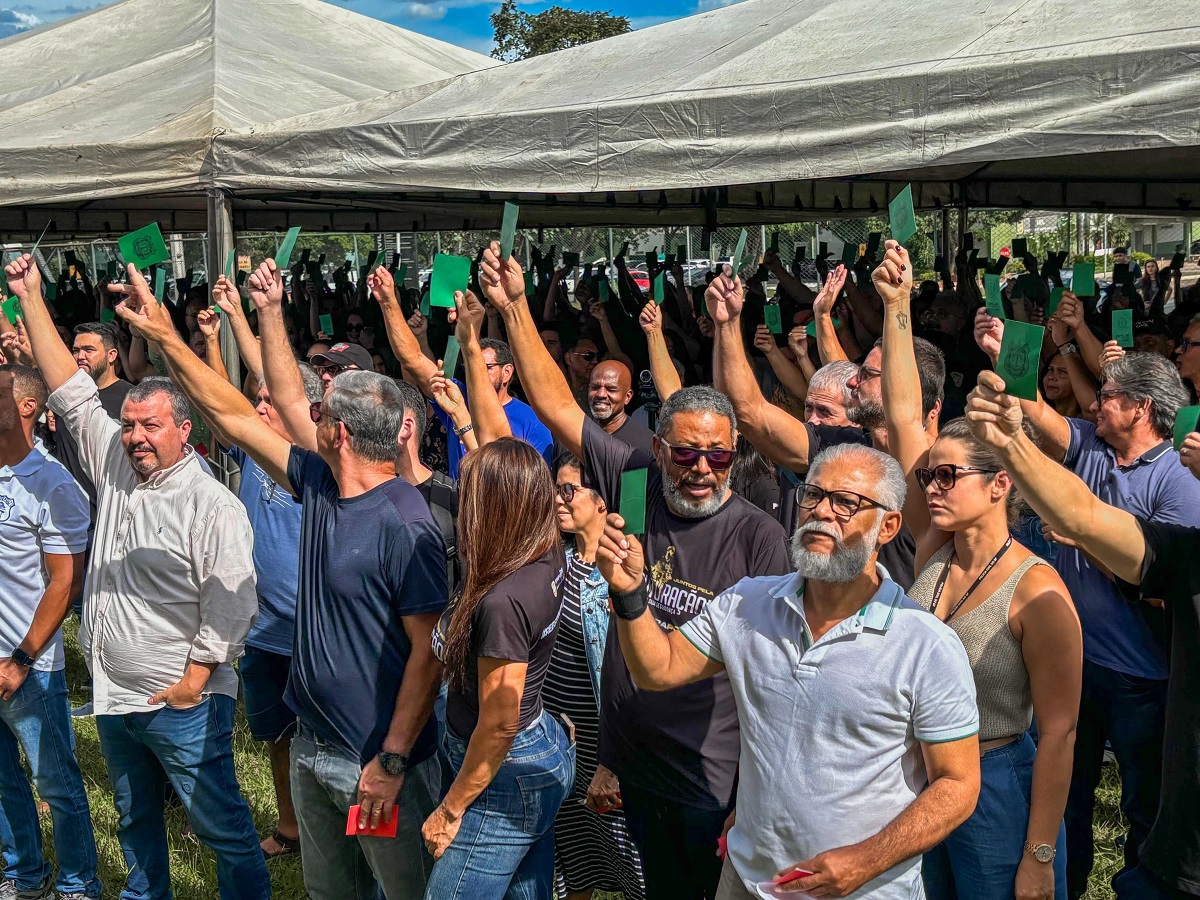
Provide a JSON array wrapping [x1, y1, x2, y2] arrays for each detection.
[[973, 307, 1004, 364], [871, 240, 912, 307], [965, 370, 1025, 450], [596, 513, 645, 594], [787, 325, 809, 360], [752, 324, 776, 355], [588, 298, 608, 323], [0, 318, 34, 366], [429, 372, 468, 419], [451, 289, 486, 345], [1056, 292, 1083, 333], [639, 300, 662, 335], [247, 261, 284, 311], [813, 264, 848, 318], [703, 272, 743, 325], [197, 307, 221, 339], [112, 265, 176, 344], [407, 310, 428, 338], [1098, 340, 1125, 370], [212, 275, 242, 318], [479, 241, 527, 314], [4, 253, 42, 302], [367, 266, 398, 306]]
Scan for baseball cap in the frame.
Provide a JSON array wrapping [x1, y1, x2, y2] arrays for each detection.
[[309, 342, 373, 371], [1133, 318, 1170, 338]]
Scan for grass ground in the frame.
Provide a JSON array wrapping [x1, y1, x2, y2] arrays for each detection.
[[37, 620, 1124, 899]]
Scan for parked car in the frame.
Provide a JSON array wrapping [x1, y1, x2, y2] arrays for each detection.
[[627, 269, 651, 292]]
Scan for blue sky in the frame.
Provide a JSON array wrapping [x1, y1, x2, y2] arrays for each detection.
[[0, 0, 743, 55]]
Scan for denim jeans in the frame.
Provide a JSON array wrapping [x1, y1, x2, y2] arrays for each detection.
[[1115, 865, 1200, 900], [425, 710, 575, 900], [923, 733, 1067, 900], [290, 723, 441, 900], [1066, 660, 1167, 898], [621, 781, 731, 900], [95, 694, 270, 900], [0, 669, 101, 897]]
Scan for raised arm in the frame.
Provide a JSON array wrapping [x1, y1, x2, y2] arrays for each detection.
[[212, 275, 263, 383], [252, 260, 318, 452], [876, 242, 936, 545], [452, 289, 511, 448], [369, 266, 438, 398], [812, 266, 851, 365], [973, 309, 1072, 462], [841, 271, 885, 339], [113, 269, 295, 495], [965, 370, 1146, 583], [1047, 312, 1099, 423], [428, 373, 479, 453], [638, 301, 682, 401], [764, 250, 816, 307], [478, 242, 587, 459], [196, 309, 229, 384], [4, 255, 76, 392], [753, 324, 810, 403], [1055, 294, 1105, 379], [709, 273, 815, 471], [590, 298, 634, 370]]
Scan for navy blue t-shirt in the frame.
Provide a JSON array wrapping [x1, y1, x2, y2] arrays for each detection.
[[286, 448, 449, 764]]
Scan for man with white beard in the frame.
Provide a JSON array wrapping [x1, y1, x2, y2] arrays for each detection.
[[597, 443, 982, 900], [476, 240, 792, 900]]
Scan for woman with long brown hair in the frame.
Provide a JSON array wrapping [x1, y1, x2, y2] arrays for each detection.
[[423, 437, 574, 900]]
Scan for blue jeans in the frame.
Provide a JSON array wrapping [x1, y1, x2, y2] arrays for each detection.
[[1115, 865, 1200, 900], [0, 669, 101, 897], [95, 695, 270, 900], [238, 645, 295, 743], [1066, 660, 1166, 898], [923, 733, 1067, 900], [290, 723, 441, 900], [425, 710, 575, 900]]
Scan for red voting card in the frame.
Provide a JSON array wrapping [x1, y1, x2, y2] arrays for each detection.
[[346, 805, 398, 838]]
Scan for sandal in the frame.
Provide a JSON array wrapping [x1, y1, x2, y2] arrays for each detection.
[[261, 830, 301, 860]]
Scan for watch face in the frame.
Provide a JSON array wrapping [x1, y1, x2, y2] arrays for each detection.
[[1035, 845, 1055, 863]]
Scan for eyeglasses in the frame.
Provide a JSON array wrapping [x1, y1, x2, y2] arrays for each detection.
[[659, 439, 737, 471], [855, 364, 882, 384], [914, 464, 1000, 492], [796, 484, 890, 520], [309, 402, 354, 434], [1179, 337, 1199, 353], [556, 482, 584, 502], [346, 323, 363, 332], [314, 363, 351, 377], [485, 362, 503, 371], [1095, 389, 1128, 406], [571, 351, 598, 362]]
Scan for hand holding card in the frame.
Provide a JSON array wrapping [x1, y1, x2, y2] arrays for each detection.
[[346, 805, 398, 839]]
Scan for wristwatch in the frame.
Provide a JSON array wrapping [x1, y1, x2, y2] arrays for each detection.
[[378, 751, 410, 777], [1024, 841, 1057, 863], [10, 648, 35, 669], [453, 423, 474, 438], [1057, 341, 1078, 356]]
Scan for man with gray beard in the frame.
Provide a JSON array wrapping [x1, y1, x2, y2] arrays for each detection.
[[476, 241, 791, 900], [597, 443, 981, 900]]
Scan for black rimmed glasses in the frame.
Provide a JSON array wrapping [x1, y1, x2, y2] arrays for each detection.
[[1095, 389, 1129, 406], [914, 464, 1000, 492], [796, 484, 890, 520], [556, 482, 584, 503]]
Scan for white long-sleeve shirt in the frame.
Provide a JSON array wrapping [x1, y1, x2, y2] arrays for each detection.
[[48, 370, 258, 715]]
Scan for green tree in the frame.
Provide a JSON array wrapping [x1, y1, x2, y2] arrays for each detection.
[[491, 0, 631, 62]]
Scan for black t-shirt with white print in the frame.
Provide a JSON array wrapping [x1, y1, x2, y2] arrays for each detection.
[[582, 418, 792, 810], [435, 547, 566, 739]]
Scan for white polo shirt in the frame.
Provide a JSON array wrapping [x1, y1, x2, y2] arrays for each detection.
[[0, 446, 90, 672], [682, 568, 978, 900]]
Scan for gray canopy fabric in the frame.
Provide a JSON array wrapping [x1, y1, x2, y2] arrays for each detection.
[[0, 0, 496, 215], [211, 0, 1200, 225]]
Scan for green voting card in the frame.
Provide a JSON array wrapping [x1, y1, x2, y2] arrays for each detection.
[[396, 264, 408, 285], [106, 261, 118, 279], [764, 304, 783, 334], [677, 245, 687, 262], [225, 249, 236, 280], [319, 314, 334, 336], [100, 308, 116, 323], [867, 232, 882, 258], [118, 223, 169, 269], [889, 184, 917, 245], [598, 278, 610, 303], [1072, 262, 1096, 297], [1046, 287, 1065, 319], [841, 241, 858, 267], [420, 291, 431, 317], [442, 336, 461, 378], [275, 227, 302, 271], [2, 296, 20, 323], [1175, 406, 1200, 450], [430, 254, 471, 308], [1112, 309, 1134, 348], [996, 320, 1044, 401], [152, 267, 166, 302], [500, 202, 519, 261], [619, 467, 648, 536], [652, 272, 665, 305], [770, 231, 780, 254], [1012, 237, 1028, 258], [730, 229, 747, 277], [45, 283, 58, 302], [984, 274, 1005, 319], [806, 317, 841, 338], [524, 273, 535, 297], [562, 252, 580, 269]]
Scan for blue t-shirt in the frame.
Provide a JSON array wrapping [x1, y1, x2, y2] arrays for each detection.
[[225, 446, 302, 656], [433, 380, 553, 477], [285, 448, 449, 764], [1059, 419, 1200, 679]]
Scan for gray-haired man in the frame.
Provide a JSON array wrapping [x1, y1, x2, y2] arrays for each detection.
[[476, 242, 792, 900], [116, 259, 449, 900]]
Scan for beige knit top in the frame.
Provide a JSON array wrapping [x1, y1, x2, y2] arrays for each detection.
[[908, 542, 1046, 741]]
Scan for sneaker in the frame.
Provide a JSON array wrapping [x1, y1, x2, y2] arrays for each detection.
[[0, 874, 53, 900], [69, 702, 93, 719]]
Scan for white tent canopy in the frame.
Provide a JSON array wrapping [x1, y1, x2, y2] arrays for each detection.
[[210, 0, 1200, 226], [0, 0, 496, 229]]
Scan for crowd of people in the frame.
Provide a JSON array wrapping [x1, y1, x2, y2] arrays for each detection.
[[0, 227, 1198, 900]]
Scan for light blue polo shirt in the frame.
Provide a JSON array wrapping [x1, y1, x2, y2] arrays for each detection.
[[682, 568, 978, 900]]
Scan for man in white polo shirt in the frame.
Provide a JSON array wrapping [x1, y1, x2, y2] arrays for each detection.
[[0, 363, 101, 900], [597, 443, 981, 900]]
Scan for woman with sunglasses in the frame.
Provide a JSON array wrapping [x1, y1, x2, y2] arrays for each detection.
[[876, 242, 1081, 900], [422, 438, 574, 900], [539, 454, 646, 900]]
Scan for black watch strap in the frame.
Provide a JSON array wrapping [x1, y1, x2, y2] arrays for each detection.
[[378, 751, 410, 776], [11, 648, 35, 668]]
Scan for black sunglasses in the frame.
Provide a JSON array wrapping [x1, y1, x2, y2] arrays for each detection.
[[309, 402, 354, 434], [796, 484, 890, 520], [314, 363, 352, 377], [556, 482, 585, 502], [659, 439, 736, 471], [571, 351, 598, 362], [915, 464, 999, 492]]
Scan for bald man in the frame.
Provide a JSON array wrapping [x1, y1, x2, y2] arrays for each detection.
[[587, 359, 655, 454]]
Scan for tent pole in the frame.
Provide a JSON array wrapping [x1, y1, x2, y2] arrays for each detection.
[[940, 209, 951, 259], [207, 188, 240, 389]]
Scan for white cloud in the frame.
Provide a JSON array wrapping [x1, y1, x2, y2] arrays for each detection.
[[696, 0, 745, 11], [400, 1, 446, 19]]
